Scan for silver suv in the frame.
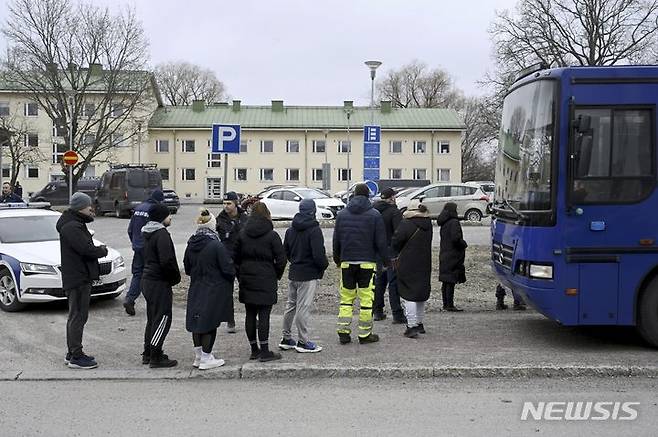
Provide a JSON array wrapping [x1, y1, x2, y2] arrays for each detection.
[[395, 182, 490, 222]]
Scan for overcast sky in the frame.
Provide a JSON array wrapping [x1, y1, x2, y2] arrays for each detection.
[[0, 0, 519, 105]]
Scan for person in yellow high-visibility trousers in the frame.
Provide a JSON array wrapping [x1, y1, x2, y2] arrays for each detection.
[[332, 183, 389, 345]]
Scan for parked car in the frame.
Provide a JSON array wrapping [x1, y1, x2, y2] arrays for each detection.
[[162, 189, 180, 214], [258, 187, 342, 219], [29, 178, 100, 206], [396, 182, 490, 222], [465, 181, 495, 213], [0, 203, 128, 312], [94, 164, 163, 218]]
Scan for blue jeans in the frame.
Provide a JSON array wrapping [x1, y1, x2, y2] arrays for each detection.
[[374, 266, 403, 318], [124, 248, 144, 304]]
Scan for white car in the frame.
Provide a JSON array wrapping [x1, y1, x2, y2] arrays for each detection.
[[258, 187, 344, 219], [0, 203, 128, 312]]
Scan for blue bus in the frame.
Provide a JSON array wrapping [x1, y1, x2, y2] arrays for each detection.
[[491, 65, 658, 347]]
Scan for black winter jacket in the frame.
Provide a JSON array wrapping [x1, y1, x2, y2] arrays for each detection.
[[56, 210, 108, 290], [372, 200, 402, 254], [184, 228, 235, 333], [216, 208, 248, 256], [284, 213, 328, 281], [437, 209, 467, 284], [127, 199, 159, 250], [332, 195, 388, 266], [234, 216, 287, 306], [392, 213, 433, 302], [142, 222, 181, 287]]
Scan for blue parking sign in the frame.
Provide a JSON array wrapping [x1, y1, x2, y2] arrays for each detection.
[[363, 125, 381, 143], [212, 124, 241, 153]]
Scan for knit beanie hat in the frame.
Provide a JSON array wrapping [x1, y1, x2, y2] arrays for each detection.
[[196, 207, 217, 231], [150, 189, 164, 203], [354, 183, 370, 197], [299, 199, 316, 217], [70, 192, 92, 211], [380, 187, 395, 200], [223, 191, 239, 206], [150, 204, 171, 223]]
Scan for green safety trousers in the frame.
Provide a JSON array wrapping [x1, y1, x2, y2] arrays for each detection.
[[337, 262, 376, 338]]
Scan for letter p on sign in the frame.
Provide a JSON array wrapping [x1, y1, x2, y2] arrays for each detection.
[[212, 124, 241, 154]]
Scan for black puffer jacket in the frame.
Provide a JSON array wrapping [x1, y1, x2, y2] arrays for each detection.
[[216, 208, 248, 256], [284, 212, 328, 281], [56, 210, 108, 290], [373, 200, 402, 255], [332, 195, 388, 265], [234, 216, 287, 306], [392, 213, 433, 302], [437, 207, 467, 284], [184, 228, 235, 333], [142, 222, 181, 286]]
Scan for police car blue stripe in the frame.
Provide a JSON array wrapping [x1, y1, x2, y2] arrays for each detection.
[[0, 253, 21, 289]]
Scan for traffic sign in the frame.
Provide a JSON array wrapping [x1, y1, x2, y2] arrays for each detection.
[[212, 124, 241, 153], [63, 150, 79, 166], [365, 180, 379, 196]]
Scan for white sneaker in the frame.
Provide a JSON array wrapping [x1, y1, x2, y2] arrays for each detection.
[[199, 354, 225, 370], [193, 347, 202, 368]]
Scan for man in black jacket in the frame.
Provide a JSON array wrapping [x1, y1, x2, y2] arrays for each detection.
[[56, 192, 108, 369], [333, 184, 388, 344], [141, 204, 181, 368], [372, 188, 405, 323], [216, 191, 248, 333], [1, 181, 23, 203], [279, 199, 328, 353]]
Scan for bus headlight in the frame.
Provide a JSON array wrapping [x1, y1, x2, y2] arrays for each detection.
[[529, 264, 553, 280]]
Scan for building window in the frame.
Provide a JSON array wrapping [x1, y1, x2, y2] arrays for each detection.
[[52, 124, 66, 138], [25, 133, 38, 148], [182, 168, 196, 181], [182, 140, 195, 153], [313, 140, 326, 153], [25, 166, 39, 178], [312, 168, 323, 181], [52, 143, 66, 164], [338, 140, 351, 154], [83, 103, 95, 118], [234, 168, 247, 181], [0, 101, 9, 116], [155, 139, 169, 153], [390, 140, 402, 154], [24, 102, 38, 117], [111, 105, 124, 117], [83, 165, 96, 178], [261, 140, 274, 153], [413, 168, 427, 180], [337, 168, 352, 181], [260, 168, 274, 181], [111, 132, 125, 147], [160, 168, 169, 181], [286, 140, 300, 153], [240, 140, 248, 153], [438, 141, 450, 154], [286, 168, 300, 181], [207, 153, 221, 168], [438, 168, 451, 182], [1, 165, 9, 178], [389, 168, 402, 179], [413, 141, 426, 154]]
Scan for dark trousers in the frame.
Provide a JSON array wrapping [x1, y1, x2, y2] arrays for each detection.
[[441, 282, 456, 308], [125, 248, 144, 304], [142, 279, 173, 357], [244, 304, 272, 347], [374, 266, 403, 317], [495, 284, 524, 305], [66, 283, 92, 358]]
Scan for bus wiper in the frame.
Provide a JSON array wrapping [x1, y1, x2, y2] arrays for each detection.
[[493, 199, 527, 221]]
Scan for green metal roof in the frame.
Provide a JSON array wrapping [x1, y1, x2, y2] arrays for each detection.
[[148, 105, 465, 130]]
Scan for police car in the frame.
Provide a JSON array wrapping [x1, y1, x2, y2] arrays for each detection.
[[0, 203, 128, 311]]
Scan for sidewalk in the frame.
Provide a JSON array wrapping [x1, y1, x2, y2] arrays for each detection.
[[1, 299, 656, 381]]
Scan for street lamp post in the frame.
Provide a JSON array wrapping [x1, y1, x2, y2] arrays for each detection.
[[137, 121, 143, 164], [345, 109, 352, 190], [364, 60, 382, 125], [322, 128, 329, 190]]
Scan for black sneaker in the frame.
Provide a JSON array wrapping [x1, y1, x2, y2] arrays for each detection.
[[65, 352, 95, 365], [141, 352, 150, 365], [149, 354, 177, 368], [358, 333, 380, 344], [496, 303, 509, 310], [417, 323, 426, 334], [373, 311, 387, 321], [123, 302, 136, 316], [404, 326, 419, 338], [249, 349, 261, 360], [68, 355, 98, 369], [513, 304, 527, 311], [258, 351, 282, 362], [444, 306, 464, 312], [338, 333, 352, 345]]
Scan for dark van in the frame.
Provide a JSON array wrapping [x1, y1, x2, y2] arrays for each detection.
[[29, 178, 100, 206], [94, 164, 162, 218]]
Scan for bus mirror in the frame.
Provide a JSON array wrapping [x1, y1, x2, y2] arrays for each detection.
[[576, 136, 593, 177]]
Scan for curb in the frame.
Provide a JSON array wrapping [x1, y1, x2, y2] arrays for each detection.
[[4, 365, 658, 381]]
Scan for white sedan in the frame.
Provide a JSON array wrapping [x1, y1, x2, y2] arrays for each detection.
[[0, 204, 128, 312], [258, 187, 344, 219]]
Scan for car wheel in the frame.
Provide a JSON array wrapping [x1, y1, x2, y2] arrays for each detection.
[[465, 209, 483, 222], [399, 207, 407, 214], [94, 202, 104, 217], [171, 208, 178, 215], [0, 269, 25, 312], [115, 203, 128, 219], [637, 276, 658, 347]]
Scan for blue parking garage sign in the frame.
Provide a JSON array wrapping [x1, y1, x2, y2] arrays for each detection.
[[212, 124, 241, 153], [363, 125, 381, 180]]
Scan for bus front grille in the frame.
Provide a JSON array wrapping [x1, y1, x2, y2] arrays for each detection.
[[492, 241, 514, 270]]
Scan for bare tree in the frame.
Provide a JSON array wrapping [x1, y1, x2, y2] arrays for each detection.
[[0, 115, 45, 187], [2, 0, 156, 190], [459, 97, 498, 181], [155, 62, 227, 105]]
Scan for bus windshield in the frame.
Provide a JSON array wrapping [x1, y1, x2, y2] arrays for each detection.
[[495, 80, 556, 214]]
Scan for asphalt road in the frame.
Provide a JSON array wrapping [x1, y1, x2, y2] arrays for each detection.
[[3, 377, 657, 436]]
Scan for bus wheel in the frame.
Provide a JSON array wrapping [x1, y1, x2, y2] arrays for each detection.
[[637, 277, 658, 348]]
